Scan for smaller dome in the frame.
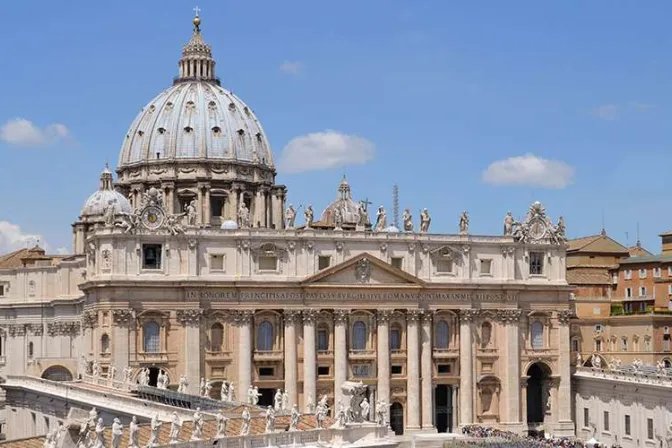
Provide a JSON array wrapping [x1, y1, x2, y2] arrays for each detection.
[[221, 219, 238, 230], [383, 225, 400, 233], [319, 176, 364, 227], [81, 165, 131, 217]]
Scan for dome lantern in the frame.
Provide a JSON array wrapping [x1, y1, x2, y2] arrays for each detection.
[[174, 8, 219, 86]]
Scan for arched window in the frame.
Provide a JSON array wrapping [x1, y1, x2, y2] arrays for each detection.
[[390, 325, 402, 351], [480, 322, 492, 348], [257, 321, 274, 351], [531, 322, 544, 349], [41, 366, 73, 382], [210, 323, 224, 352], [435, 320, 450, 349], [352, 321, 367, 350], [143, 321, 160, 353], [317, 325, 329, 352], [28, 341, 34, 358], [621, 337, 628, 351], [100, 334, 110, 354]]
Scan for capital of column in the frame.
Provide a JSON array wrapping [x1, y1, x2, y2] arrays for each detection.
[[176, 309, 203, 326], [284, 310, 302, 324], [112, 309, 135, 327], [302, 309, 319, 323], [81, 310, 99, 329], [557, 310, 573, 325], [406, 309, 423, 322], [496, 309, 523, 325], [161, 181, 175, 189], [334, 309, 350, 324], [233, 310, 255, 326], [459, 309, 480, 322], [421, 309, 434, 324], [376, 309, 394, 323]]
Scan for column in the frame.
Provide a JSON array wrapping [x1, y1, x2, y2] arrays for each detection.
[[502, 310, 522, 426], [459, 310, 476, 426], [230, 185, 239, 223], [557, 310, 572, 423], [421, 311, 435, 430], [376, 310, 392, 424], [177, 309, 202, 393], [406, 309, 422, 430], [237, 311, 254, 398], [204, 186, 211, 226], [303, 310, 318, 412], [452, 386, 459, 431], [259, 188, 268, 228], [112, 311, 132, 372], [254, 191, 262, 227], [334, 310, 349, 407], [284, 310, 300, 408], [197, 187, 204, 225]]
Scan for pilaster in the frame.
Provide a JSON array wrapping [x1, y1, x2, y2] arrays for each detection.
[[406, 309, 422, 431], [284, 310, 301, 408], [177, 309, 203, 390], [459, 309, 478, 427], [302, 309, 318, 413], [235, 310, 254, 397], [421, 310, 435, 431], [112, 309, 134, 372], [334, 309, 349, 407], [376, 309, 392, 424]]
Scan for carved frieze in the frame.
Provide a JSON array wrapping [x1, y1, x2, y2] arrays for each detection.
[[26, 324, 44, 336], [176, 309, 203, 326], [47, 321, 80, 337], [8, 324, 26, 337]]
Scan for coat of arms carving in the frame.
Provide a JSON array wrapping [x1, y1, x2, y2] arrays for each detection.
[[354, 258, 372, 284]]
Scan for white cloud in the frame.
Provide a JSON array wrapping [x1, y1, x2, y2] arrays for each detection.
[[0, 221, 44, 254], [482, 154, 575, 189], [0, 118, 70, 147], [279, 61, 302, 75], [278, 130, 376, 174], [592, 104, 619, 120]]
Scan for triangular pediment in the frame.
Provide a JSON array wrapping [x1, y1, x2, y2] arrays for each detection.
[[302, 253, 425, 286]]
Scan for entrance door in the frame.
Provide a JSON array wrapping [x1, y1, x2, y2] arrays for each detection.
[[148, 367, 159, 387], [526, 363, 550, 424], [435, 385, 453, 433], [390, 402, 404, 435], [257, 388, 275, 407]]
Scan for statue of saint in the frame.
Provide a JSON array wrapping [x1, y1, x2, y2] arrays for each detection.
[[103, 200, 116, 227], [191, 408, 204, 440], [285, 204, 297, 228], [357, 201, 369, 227], [290, 404, 300, 431], [274, 389, 283, 411], [304, 204, 314, 227], [216, 410, 228, 437], [375, 206, 387, 231], [265, 406, 276, 433], [402, 208, 413, 232], [361, 397, 370, 421], [241, 408, 251, 435], [147, 414, 161, 447], [459, 211, 469, 234], [128, 416, 139, 448], [111, 418, 123, 448], [169, 412, 181, 443], [503, 211, 514, 236], [419, 208, 431, 233], [333, 207, 343, 230], [186, 200, 198, 226], [238, 202, 251, 228]]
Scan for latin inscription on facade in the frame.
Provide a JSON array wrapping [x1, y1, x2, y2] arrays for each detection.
[[185, 290, 517, 302]]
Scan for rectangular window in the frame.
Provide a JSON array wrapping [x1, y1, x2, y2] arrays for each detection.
[[669, 266, 672, 276], [480, 259, 492, 275], [640, 286, 647, 297], [625, 287, 632, 298], [0, 285, 4, 297], [436, 259, 453, 274], [583, 408, 589, 428], [669, 284, 672, 295], [317, 366, 330, 376], [612, 274, 618, 284], [318, 256, 331, 271], [210, 254, 224, 272], [664, 334, 671, 352], [529, 252, 544, 275], [624, 302, 633, 313], [654, 267, 662, 278], [437, 364, 451, 374], [391, 365, 403, 375], [258, 255, 278, 271], [624, 269, 632, 280], [352, 364, 370, 378], [391, 257, 403, 270], [647, 418, 654, 440], [624, 415, 631, 436], [317, 329, 329, 351], [571, 339, 579, 352], [640, 268, 648, 279], [142, 244, 162, 270], [259, 367, 274, 377], [595, 339, 602, 351], [210, 196, 225, 218], [603, 411, 610, 431]]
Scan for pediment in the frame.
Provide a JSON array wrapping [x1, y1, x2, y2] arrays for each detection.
[[302, 253, 425, 286]]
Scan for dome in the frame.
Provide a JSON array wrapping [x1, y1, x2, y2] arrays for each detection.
[[220, 219, 238, 230], [81, 165, 131, 217], [117, 14, 273, 170], [319, 176, 365, 227], [383, 225, 400, 233]]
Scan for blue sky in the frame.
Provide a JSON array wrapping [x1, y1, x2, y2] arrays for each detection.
[[1, 0, 671, 253]]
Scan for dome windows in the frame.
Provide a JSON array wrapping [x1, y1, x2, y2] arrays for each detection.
[[208, 101, 217, 111], [237, 129, 245, 136], [184, 126, 194, 133], [157, 127, 166, 135], [212, 126, 222, 136], [255, 132, 262, 142], [137, 130, 145, 137], [244, 107, 250, 116], [228, 102, 236, 112], [149, 105, 156, 113], [165, 102, 174, 111]]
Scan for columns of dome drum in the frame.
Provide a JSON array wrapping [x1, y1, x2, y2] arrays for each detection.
[[197, 188, 204, 226], [284, 310, 299, 408], [459, 312, 474, 426], [333, 310, 349, 407], [254, 191, 263, 227], [376, 310, 391, 425], [406, 310, 422, 430], [303, 310, 318, 413], [421, 311, 435, 430]]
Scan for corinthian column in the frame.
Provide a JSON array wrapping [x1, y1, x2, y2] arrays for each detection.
[[177, 309, 203, 390], [502, 309, 522, 427], [284, 310, 301, 408], [334, 310, 349, 406], [376, 310, 392, 423], [407, 309, 422, 431], [303, 309, 318, 412], [459, 310, 477, 427], [557, 310, 572, 423], [421, 310, 435, 430], [237, 311, 254, 397], [112, 310, 134, 373]]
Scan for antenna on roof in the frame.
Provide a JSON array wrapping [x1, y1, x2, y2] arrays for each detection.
[[625, 232, 629, 247], [601, 208, 606, 235], [636, 222, 641, 248], [393, 184, 399, 229]]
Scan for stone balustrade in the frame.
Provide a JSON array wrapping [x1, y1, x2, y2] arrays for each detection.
[[574, 366, 672, 387]]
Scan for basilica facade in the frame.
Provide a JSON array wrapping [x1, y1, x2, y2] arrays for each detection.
[[0, 14, 574, 438]]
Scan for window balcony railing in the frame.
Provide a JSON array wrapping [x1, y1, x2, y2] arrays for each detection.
[[348, 349, 376, 359], [253, 350, 283, 361]]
